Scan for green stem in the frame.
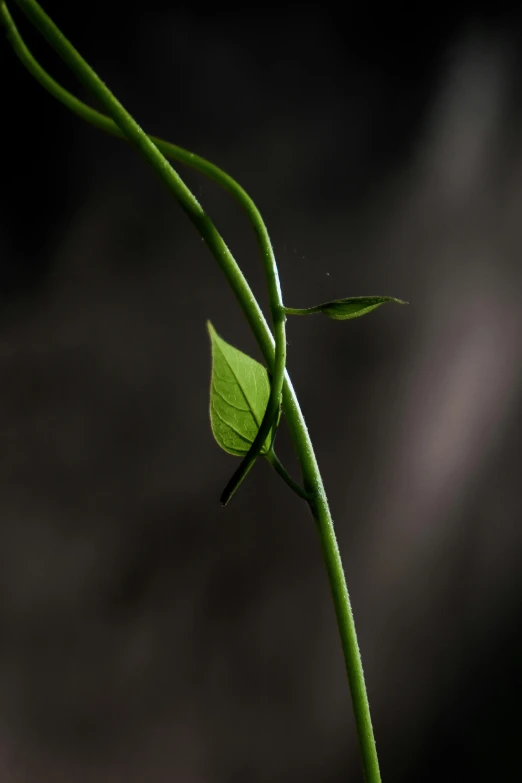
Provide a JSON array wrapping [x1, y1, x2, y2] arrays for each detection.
[[265, 450, 309, 501], [7, 2, 381, 779], [284, 306, 321, 316], [2, 0, 285, 507]]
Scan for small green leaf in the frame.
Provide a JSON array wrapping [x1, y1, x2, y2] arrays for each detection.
[[207, 321, 274, 457], [285, 296, 408, 321]]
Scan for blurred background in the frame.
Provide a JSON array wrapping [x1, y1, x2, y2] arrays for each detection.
[[2, 1, 522, 780]]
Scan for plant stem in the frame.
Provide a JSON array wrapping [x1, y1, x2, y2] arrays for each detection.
[[265, 450, 309, 501], [9, 2, 381, 779], [3, 0, 285, 507], [284, 306, 321, 316]]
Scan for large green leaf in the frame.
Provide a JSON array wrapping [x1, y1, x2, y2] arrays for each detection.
[[285, 296, 407, 320], [207, 321, 274, 457]]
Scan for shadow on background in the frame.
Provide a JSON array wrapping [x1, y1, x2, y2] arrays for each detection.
[[2, 2, 522, 781]]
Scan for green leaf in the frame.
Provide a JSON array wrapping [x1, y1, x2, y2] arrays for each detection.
[[207, 321, 274, 457], [285, 296, 408, 321]]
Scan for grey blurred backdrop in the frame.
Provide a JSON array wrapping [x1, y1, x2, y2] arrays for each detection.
[[2, 2, 522, 781]]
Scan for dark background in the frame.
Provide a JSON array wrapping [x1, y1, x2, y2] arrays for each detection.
[[2, 2, 522, 781]]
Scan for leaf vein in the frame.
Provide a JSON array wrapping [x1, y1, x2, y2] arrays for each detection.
[[211, 402, 253, 445], [214, 343, 264, 427], [212, 383, 251, 411]]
